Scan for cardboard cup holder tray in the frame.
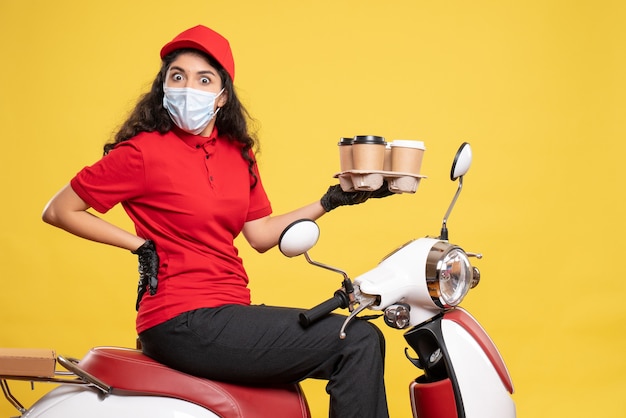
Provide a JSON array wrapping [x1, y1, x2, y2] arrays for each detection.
[[334, 170, 427, 194]]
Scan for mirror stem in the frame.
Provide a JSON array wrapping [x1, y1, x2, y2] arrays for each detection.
[[440, 224, 449, 241], [304, 252, 350, 281], [440, 176, 464, 240]]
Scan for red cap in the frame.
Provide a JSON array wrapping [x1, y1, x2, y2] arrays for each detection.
[[160, 25, 235, 81]]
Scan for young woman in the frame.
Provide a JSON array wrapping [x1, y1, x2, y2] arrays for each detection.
[[43, 25, 391, 417]]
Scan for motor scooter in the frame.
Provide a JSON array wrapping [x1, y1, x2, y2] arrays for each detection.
[[279, 142, 515, 418], [1, 142, 515, 417]]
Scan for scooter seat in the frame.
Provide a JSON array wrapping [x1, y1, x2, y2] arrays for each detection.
[[78, 347, 311, 418]]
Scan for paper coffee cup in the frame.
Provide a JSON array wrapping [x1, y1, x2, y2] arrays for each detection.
[[337, 138, 354, 192], [352, 135, 386, 171], [337, 137, 355, 191], [338, 137, 354, 172], [352, 135, 386, 191], [389, 140, 425, 193], [390, 140, 425, 175]]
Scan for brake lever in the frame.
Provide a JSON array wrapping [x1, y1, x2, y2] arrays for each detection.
[[338, 295, 377, 339]]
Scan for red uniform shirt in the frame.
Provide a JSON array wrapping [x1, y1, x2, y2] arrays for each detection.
[[70, 128, 272, 333]]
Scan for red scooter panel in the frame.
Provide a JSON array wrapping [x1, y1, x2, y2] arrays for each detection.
[[410, 377, 458, 418], [79, 347, 311, 418]]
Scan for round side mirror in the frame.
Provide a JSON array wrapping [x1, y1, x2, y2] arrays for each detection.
[[278, 219, 320, 257], [450, 142, 473, 180]]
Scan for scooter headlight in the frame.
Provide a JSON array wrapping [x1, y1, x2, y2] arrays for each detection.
[[426, 242, 473, 307]]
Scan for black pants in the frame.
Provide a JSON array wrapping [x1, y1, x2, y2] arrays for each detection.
[[139, 304, 389, 418]]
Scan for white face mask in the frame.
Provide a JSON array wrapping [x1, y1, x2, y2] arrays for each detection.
[[163, 86, 224, 135]]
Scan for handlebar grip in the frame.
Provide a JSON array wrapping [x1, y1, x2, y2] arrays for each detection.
[[299, 291, 349, 328]]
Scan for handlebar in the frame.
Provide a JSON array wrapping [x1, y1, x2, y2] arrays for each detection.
[[299, 290, 349, 328]]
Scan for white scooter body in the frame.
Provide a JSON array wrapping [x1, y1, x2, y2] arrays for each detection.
[[437, 310, 515, 417], [22, 385, 218, 418], [353, 236, 515, 417], [356, 237, 446, 326]]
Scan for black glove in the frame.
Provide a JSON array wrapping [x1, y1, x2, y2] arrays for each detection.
[[320, 180, 394, 212], [132, 239, 159, 311]]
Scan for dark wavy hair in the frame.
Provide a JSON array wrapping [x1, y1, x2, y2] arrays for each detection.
[[104, 48, 258, 187]]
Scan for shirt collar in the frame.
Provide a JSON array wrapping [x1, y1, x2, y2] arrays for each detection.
[[173, 125, 219, 149]]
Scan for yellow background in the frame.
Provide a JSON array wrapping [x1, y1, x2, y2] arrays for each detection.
[[1, 0, 625, 417]]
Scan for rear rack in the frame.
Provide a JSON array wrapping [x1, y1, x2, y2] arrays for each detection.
[[1, 355, 111, 414]]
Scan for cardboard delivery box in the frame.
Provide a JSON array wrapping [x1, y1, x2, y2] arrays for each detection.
[[0, 348, 56, 378]]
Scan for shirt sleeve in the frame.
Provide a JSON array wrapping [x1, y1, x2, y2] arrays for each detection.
[[70, 141, 146, 214]]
